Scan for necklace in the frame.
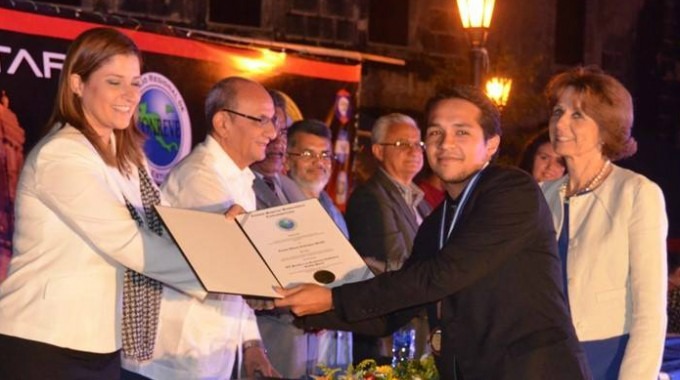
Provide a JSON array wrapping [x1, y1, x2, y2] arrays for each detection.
[[566, 159, 611, 197]]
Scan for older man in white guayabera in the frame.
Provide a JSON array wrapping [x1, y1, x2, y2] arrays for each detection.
[[123, 76, 279, 380]]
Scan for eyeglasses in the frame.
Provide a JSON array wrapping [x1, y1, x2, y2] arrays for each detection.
[[222, 108, 277, 127], [287, 150, 335, 162], [377, 141, 425, 151]]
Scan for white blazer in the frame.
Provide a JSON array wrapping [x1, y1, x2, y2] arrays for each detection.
[[0, 125, 205, 354], [124, 135, 261, 379], [542, 164, 667, 380]]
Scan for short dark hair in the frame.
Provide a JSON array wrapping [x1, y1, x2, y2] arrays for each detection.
[[545, 66, 636, 161], [424, 85, 502, 140], [287, 119, 332, 150], [268, 89, 286, 109], [517, 128, 564, 173]]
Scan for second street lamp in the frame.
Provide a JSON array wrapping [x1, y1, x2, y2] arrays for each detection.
[[456, 0, 496, 88], [485, 76, 513, 111]]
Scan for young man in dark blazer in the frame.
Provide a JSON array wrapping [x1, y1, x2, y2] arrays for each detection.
[[275, 86, 591, 380]]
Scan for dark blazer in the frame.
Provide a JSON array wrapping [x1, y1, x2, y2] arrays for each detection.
[[345, 169, 432, 272], [252, 173, 306, 209], [301, 165, 591, 380]]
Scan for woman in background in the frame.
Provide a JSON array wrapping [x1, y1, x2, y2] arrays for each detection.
[[0, 28, 205, 379], [541, 66, 667, 380], [518, 128, 565, 182]]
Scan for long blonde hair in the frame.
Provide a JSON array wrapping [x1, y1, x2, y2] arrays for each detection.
[[46, 27, 145, 174]]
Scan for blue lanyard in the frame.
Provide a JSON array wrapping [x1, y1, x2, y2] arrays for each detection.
[[438, 164, 488, 249]]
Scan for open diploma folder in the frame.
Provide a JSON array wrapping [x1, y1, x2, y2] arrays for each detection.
[[155, 199, 374, 298]]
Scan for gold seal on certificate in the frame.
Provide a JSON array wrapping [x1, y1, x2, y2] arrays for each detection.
[[155, 199, 373, 298], [313, 270, 336, 284]]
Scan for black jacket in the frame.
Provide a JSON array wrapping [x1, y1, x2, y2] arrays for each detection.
[[346, 169, 431, 271], [301, 165, 591, 380]]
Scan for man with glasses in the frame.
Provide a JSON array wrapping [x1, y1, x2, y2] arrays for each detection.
[[345, 113, 432, 365], [285, 119, 353, 372], [247, 91, 313, 379], [123, 76, 279, 379], [286, 119, 346, 236], [251, 90, 306, 210], [274, 86, 591, 380]]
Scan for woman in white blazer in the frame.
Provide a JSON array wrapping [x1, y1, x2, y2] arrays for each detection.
[[0, 28, 205, 379], [541, 67, 667, 380]]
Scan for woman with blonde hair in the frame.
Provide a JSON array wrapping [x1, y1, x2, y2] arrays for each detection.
[[0, 28, 205, 379], [541, 66, 667, 379]]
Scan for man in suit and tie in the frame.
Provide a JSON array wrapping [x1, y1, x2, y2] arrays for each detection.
[[275, 86, 591, 380], [248, 91, 315, 379], [250, 90, 306, 210], [345, 113, 432, 363]]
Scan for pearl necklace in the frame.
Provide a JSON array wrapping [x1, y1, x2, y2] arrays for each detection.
[[566, 159, 611, 197]]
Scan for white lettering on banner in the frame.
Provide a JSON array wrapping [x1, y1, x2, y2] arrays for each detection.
[[0, 46, 11, 69], [7, 49, 42, 77], [0, 45, 65, 79], [43, 51, 65, 79]]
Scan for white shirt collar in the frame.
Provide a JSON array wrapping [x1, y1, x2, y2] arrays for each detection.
[[204, 135, 255, 185]]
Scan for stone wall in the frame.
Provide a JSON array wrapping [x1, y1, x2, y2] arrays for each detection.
[[66, 0, 559, 124], [19, 0, 680, 235]]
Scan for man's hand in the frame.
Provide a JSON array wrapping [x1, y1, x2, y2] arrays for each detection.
[[243, 342, 280, 378], [224, 204, 246, 220], [274, 284, 333, 316]]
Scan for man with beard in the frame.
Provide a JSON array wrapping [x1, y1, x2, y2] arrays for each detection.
[[275, 86, 591, 380], [285, 119, 352, 371], [286, 119, 348, 236]]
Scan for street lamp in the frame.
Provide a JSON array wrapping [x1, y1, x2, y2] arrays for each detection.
[[485, 76, 512, 110], [456, 0, 496, 87]]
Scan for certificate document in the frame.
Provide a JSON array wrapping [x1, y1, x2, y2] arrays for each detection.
[[155, 199, 373, 298], [238, 199, 373, 289]]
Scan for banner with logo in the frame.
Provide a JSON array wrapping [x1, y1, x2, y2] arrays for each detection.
[[0, 6, 360, 280]]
